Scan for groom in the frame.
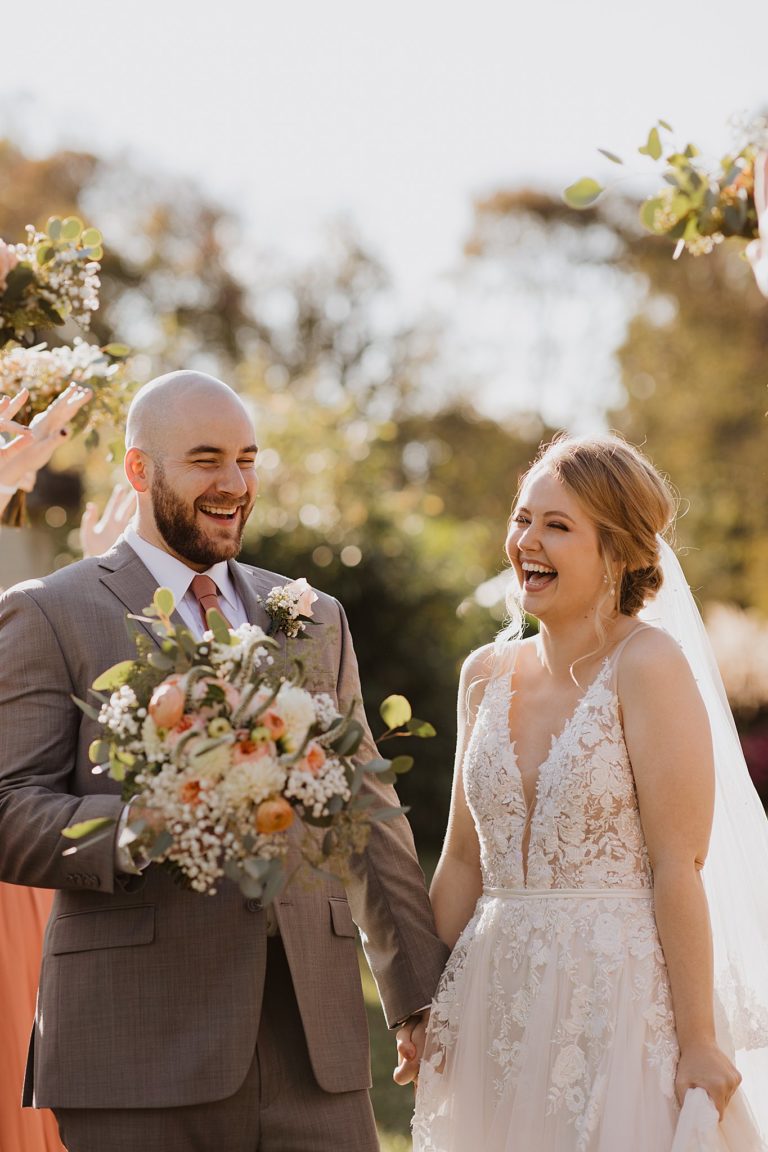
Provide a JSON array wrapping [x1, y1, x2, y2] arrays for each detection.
[[0, 371, 447, 1151]]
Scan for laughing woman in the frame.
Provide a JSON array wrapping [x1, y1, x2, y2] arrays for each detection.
[[407, 435, 768, 1151]]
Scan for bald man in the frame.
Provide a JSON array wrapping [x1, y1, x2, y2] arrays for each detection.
[[0, 372, 448, 1152]]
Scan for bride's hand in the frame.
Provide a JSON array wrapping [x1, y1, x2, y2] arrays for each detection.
[[676, 1042, 741, 1119]]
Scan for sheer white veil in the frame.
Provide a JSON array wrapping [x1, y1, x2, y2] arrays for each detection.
[[641, 538, 768, 1132]]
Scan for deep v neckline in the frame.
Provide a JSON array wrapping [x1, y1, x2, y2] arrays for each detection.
[[505, 651, 612, 813], [499, 654, 611, 885]]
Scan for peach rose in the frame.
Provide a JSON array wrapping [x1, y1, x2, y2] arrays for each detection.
[[0, 240, 19, 291], [255, 797, 294, 834], [179, 778, 203, 805], [148, 681, 186, 729], [260, 709, 286, 741], [165, 714, 201, 750], [302, 741, 327, 775], [233, 739, 274, 764]]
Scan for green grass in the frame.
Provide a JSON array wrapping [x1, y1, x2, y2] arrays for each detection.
[[362, 848, 439, 1149], [360, 947, 416, 1149]]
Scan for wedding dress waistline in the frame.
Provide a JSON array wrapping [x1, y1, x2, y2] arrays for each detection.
[[483, 886, 653, 900]]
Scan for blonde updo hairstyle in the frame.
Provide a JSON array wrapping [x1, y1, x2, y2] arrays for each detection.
[[502, 433, 676, 642]]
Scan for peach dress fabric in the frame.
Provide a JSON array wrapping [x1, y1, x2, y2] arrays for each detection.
[[0, 882, 64, 1151]]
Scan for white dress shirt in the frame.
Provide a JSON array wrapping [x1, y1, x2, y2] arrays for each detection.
[[124, 526, 248, 636]]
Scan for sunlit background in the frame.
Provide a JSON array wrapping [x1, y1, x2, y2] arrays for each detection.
[[2, 4, 768, 1143]]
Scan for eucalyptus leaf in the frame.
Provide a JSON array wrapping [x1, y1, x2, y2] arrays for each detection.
[[362, 757, 393, 773], [81, 227, 102, 247], [61, 216, 83, 241], [638, 126, 662, 161], [36, 244, 55, 266], [369, 805, 406, 824], [206, 607, 231, 645], [61, 816, 115, 840], [46, 217, 62, 239], [390, 755, 414, 775], [88, 739, 110, 763], [640, 197, 666, 232], [406, 718, 436, 738], [72, 695, 101, 721], [379, 694, 412, 728], [597, 148, 623, 165], [562, 178, 604, 209], [331, 719, 364, 756], [92, 660, 137, 692], [103, 342, 131, 358], [148, 650, 174, 671], [153, 587, 175, 618]]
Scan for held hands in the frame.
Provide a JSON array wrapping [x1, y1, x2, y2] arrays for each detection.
[[393, 1010, 430, 1087], [676, 1041, 742, 1120]]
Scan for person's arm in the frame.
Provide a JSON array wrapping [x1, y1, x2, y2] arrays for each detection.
[[332, 597, 450, 1029], [429, 645, 490, 949], [0, 586, 125, 891], [620, 628, 741, 1118], [394, 644, 491, 1085]]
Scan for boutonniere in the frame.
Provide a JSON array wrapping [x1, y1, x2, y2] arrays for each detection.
[[262, 577, 319, 640]]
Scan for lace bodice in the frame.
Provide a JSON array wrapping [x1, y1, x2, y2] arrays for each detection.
[[464, 643, 653, 891]]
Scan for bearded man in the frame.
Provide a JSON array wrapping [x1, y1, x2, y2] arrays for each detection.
[[0, 371, 446, 1152]]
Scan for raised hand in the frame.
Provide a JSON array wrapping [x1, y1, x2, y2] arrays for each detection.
[[80, 484, 136, 557], [0, 384, 92, 516]]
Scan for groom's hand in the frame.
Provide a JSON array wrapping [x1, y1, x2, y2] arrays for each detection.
[[393, 1010, 430, 1086]]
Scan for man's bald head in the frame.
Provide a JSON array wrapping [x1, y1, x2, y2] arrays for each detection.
[[126, 371, 251, 458], [123, 370, 259, 569]]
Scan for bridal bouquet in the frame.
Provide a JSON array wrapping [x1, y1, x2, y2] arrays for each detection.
[[0, 216, 134, 433], [564, 116, 768, 276], [63, 589, 424, 903], [0, 216, 103, 341]]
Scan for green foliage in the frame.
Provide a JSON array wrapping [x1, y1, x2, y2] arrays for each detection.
[[562, 177, 604, 208], [60, 816, 114, 840], [380, 695, 412, 729], [564, 118, 762, 258]]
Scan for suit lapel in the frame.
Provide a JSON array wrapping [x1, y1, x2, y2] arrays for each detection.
[[97, 540, 186, 647], [228, 561, 288, 659]]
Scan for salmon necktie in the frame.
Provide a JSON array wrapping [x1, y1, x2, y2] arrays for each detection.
[[189, 574, 231, 630]]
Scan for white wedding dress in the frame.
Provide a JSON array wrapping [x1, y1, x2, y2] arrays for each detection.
[[413, 632, 765, 1152]]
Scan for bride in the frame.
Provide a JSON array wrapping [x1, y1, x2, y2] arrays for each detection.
[[404, 434, 767, 1151]]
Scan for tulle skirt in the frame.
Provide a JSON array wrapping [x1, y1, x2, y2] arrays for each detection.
[[413, 889, 765, 1152]]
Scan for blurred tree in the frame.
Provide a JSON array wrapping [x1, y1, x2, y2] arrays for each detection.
[[0, 139, 548, 846]]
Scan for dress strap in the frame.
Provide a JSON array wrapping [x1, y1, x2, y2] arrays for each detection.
[[606, 622, 656, 691]]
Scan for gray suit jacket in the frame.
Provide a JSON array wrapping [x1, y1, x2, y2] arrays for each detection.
[[0, 540, 448, 1109]]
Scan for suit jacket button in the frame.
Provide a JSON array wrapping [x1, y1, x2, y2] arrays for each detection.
[[246, 899, 261, 912]]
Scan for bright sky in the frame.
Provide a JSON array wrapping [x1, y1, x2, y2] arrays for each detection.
[[3, 0, 767, 422]]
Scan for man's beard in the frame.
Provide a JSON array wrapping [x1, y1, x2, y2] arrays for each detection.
[[151, 465, 246, 566]]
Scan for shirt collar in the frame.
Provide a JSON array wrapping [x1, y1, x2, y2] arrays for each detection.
[[124, 526, 237, 610]]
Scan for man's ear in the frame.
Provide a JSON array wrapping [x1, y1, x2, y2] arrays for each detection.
[[124, 447, 150, 494]]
